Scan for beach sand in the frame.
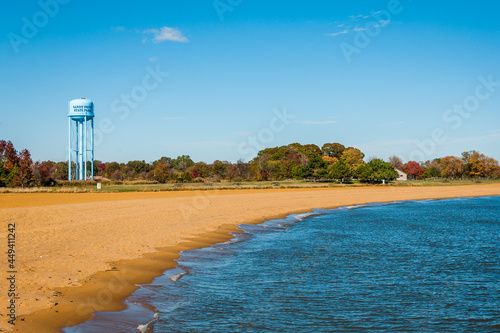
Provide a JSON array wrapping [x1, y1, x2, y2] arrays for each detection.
[[1, 185, 499, 332]]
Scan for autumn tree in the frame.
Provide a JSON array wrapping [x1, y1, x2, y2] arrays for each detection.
[[104, 162, 120, 178], [322, 155, 338, 165], [235, 159, 250, 180], [483, 156, 500, 178], [341, 147, 365, 174], [0, 140, 18, 170], [151, 162, 170, 183], [302, 144, 322, 158], [212, 160, 228, 179], [403, 161, 424, 179], [111, 169, 124, 181], [461, 150, 499, 178], [189, 162, 211, 179], [0, 142, 35, 187], [32, 161, 55, 186], [388, 155, 404, 170], [439, 156, 463, 178], [321, 143, 345, 159], [14, 149, 34, 187]]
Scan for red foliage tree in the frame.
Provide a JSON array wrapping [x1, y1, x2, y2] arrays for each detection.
[[17, 149, 34, 187], [403, 161, 424, 179], [0, 140, 18, 169]]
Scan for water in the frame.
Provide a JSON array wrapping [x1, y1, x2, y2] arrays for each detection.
[[66, 196, 500, 332]]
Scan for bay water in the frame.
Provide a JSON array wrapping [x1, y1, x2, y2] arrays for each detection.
[[65, 196, 500, 332]]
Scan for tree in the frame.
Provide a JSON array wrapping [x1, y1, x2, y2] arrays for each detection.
[[403, 161, 424, 179], [354, 164, 372, 181], [127, 160, 151, 175], [388, 155, 404, 170], [421, 159, 441, 178], [341, 147, 365, 174], [152, 163, 170, 183], [322, 156, 338, 165], [153, 156, 173, 168], [172, 155, 194, 171], [302, 144, 322, 158], [16, 149, 34, 187], [235, 159, 250, 180], [440, 156, 463, 178], [482, 156, 500, 178], [461, 150, 499, 178], [51, 162, 68, 180], [111, 169, 124, 181], [212, 160, 227, 178], [369, 159, 399, 181], [321, 143, 345, 159], [0, 140, 18, 169], [255, 168, 269, 181], [355, 159, 398, 182], [96, 162, 106, 177], [190, 162, 211, 179], [32, 161, 55, 186], [330, 160, 350, 182], [104, 162, 120, 178]]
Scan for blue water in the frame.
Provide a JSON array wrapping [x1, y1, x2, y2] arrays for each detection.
[[66, 196, 500, 332]]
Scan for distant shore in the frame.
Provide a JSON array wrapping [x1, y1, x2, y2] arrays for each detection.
[[1, 185, 499, 332]]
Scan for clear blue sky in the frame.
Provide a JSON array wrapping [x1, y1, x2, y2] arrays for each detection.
[[1, 0, 499, 163]]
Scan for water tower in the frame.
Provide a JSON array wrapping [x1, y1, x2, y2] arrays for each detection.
[[68, 98, 94, 180]]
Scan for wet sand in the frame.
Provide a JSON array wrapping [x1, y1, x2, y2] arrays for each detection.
[[1, 185, 499, 332]]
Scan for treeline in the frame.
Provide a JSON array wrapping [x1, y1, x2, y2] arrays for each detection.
[[389, 151, 500, 179], [1, 140, 499, 187]]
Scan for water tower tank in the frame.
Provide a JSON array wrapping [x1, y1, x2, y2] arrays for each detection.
[[68, 98, 94, 119]]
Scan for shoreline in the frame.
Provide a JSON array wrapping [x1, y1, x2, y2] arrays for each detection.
[[1, 185, 499, 332]]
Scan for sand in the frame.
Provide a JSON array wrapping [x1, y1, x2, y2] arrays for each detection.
[[1, 185, 499, 332]]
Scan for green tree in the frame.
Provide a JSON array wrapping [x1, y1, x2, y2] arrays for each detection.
[[369, 159, 398, 181], [330, 160, 350, 182], [355, 159, 398, 182], [127, 160, 151, 175], [172, 155, 194, 171], [354, 164, 372, 181], [212, 160, 228, 178]]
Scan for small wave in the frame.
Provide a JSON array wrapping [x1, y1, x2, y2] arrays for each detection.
[[137, 322, 155, 333], [219, 238, 238, 245], [346, 205, 367, 209], [294, 212, 318, 221], [169, 272, 187, 282]]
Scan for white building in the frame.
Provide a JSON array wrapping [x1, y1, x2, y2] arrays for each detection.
[[395, 168, 407, 181]]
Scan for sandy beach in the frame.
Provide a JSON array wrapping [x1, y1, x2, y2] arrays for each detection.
[[1, 185, 499, 332]]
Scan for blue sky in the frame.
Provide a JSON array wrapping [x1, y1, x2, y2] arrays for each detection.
[[1, 0, 499, 163]]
